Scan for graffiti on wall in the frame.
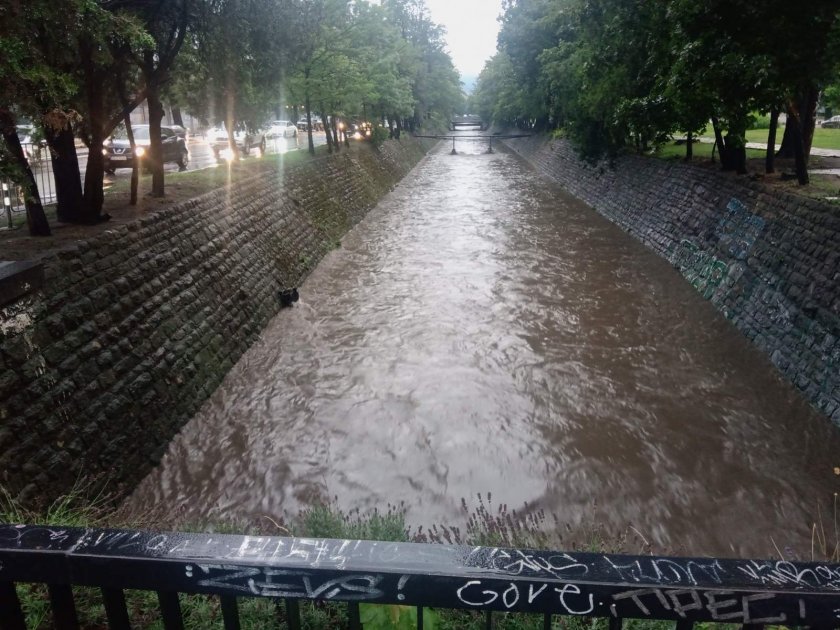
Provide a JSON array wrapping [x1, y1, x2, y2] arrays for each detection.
[[716, 197, 766, 261], [671, 240, 730, 299]]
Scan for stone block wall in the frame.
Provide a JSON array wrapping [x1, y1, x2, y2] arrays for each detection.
[[0, 138, 432, 505], [506, 136, 840, 427]]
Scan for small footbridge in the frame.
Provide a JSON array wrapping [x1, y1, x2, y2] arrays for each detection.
[[450, 115, 486, 130], [415, 132, 532, 154]]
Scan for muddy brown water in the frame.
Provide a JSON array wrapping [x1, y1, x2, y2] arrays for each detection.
[[127, 135, 840, 558]]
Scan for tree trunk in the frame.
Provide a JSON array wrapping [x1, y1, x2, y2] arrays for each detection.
[[320, 107, 333, 153], [765, 108, 779, 174], [801, 87, 819, 161], [0, 109, 50, 235], [331, 115, 340, 152], [82, 131, 107, 222], [685, 131, 693, 161], [787, 102, 810, 185], [124, 113, 139, 205], [778, 88, 818, 162], [305, 103, 315, 156], [171, 106, 184, 127], [43, 124, 84, 223], [80, 37, 107, 222], [146, 76, 166, 197], [711, 117, 730, 169]]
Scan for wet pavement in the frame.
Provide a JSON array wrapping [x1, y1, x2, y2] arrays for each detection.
[[127, 133, 840, 558]]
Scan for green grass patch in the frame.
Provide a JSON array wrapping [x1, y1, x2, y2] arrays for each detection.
[[698, 127, 840, 151], [652, 142, 765, 161]]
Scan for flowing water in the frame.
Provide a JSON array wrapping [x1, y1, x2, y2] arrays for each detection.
[[128, 135, 840, 558]]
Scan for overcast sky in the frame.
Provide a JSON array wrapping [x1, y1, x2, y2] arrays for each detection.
[[424, 0, 503, 78]]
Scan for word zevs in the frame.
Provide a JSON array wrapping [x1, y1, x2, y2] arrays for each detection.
[[186, 564, 385, 601], [456, 580, 797, 624]]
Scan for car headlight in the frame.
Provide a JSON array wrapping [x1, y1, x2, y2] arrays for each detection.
[[102, 148, 108, 156], [135, 146, 146, 157]]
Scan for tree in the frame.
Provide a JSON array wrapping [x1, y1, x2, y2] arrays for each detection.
[[0, 0, 82, 235]]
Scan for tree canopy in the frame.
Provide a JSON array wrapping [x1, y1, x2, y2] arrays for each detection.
[[472, 0, 840, 181]]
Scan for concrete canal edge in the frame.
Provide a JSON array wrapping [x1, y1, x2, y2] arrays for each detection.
[[0, 137, 436, 507], [505, 135, 840, 428]]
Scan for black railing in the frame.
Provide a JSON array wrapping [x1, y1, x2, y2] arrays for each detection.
[[2, 142, 56, 229], [2, 525, 840, 629]]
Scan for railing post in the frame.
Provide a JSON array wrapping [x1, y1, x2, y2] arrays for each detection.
[[0, 582, 26, 630], [156, 591, 184, 630], [220, 595, 241, 630], [285, 599, 302, 630], [48, 584, 80, 630], [101, 588, 132, 630], [348, 602, 361, 630], [451, 136, 457, 155]]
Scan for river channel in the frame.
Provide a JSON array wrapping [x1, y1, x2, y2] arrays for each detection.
[[127, 134, 840, 558]]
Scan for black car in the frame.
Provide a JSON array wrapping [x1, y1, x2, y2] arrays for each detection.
[[103, 125, 189, 173]]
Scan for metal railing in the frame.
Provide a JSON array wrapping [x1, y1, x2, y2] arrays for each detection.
[[1, 524, 839, 629], [2, 143, 56, 229]]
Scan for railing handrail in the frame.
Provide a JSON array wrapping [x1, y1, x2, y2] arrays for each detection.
[[2, 524, 840, 626]]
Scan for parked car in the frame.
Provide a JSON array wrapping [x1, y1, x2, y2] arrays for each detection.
[[821, 115, 840, 128], [103, 124, 189, 173], [208, 125, 266, 159], [296, 116, 324, 132], [265, 120, 298, 138]]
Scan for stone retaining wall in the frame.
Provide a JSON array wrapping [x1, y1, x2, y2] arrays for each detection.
[[506, 135, 840, 427], [0, 138, 432, 505]]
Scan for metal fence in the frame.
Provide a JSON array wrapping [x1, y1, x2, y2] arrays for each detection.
[[2, 143, 56, 228], [1, 524, 839, 629]]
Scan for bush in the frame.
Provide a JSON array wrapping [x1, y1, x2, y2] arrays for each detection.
[[749, 112, 773, 130], [370, 125, 391, 148]]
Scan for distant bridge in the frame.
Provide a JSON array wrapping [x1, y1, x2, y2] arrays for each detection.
[[450, 115, 486, 130]]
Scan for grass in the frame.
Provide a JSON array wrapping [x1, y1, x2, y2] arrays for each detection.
[[811, 492, 840, 563], [690, 126, 840, 151], [652, 141, 765, 161], [742, 127, 840, 151]]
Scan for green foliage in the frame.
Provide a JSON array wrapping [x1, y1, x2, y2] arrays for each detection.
[[361, 604, 439, 630], [296, 502, 408, 541], [370, 125, 391, 148], [749, 113, 773, 130], [474, 0, 840, 174]]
